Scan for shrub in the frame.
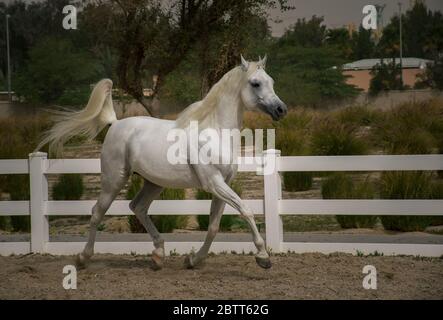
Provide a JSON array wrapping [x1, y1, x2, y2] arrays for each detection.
[[311, 119, 368, 155], [334, 105, 381, 126], [7, 175, 31, 232], [152, 188, 188, 233], [379, 171, 434, 231], [321, 173, 377, 228], [283, 172, 313, 191], [371, 100, 441, 154], [52, 174, 84, 200], [429, 181, 443, 226], [126, 175, 187, 233], [0, 217, 10, 230], [276, 126, 314, 191], [0, 116, 49, 232], [197, 181, 243, 231]]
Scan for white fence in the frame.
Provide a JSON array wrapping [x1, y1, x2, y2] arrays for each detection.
[[1, 151, 443, 257]]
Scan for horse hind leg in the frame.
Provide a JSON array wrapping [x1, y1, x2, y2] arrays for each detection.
[[129, 179, 164, 270], [76, 170, 129, 268]]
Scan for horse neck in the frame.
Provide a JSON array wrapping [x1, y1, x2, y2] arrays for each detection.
[[206, 70, 245, 130]]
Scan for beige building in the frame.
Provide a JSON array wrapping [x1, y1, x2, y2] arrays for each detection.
[[342, 58, 432, 92]]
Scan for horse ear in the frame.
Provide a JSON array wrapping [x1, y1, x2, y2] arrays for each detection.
[[259, 54, 267, 69], [240, 54, 249, 71]]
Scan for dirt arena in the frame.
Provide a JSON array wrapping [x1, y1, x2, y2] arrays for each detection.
[[0, 252, 442, 299]]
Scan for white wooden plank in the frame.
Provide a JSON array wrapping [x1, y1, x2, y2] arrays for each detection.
[[282, 242, 443, 257], [0, 242, 30, 256], [0, 159, 29, 174], [279, 155, 443, 172], [0, 201, 29, 216], [45, 199, 264, 215], [45, 158, 259, 174], [45, 159, 101, 174], [280, 199, 443, 215]]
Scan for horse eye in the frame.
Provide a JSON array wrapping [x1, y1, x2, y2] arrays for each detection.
[[251, 81, 260, 88]]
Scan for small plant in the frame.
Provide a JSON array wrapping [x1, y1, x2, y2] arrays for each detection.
[[8, 175, 31, 232], [0, 216, 10, 231], [379, 171, 434, 232], [276, 127, 313, 191], [369, 250, 384, 257], [311, 119, 368, 156], [52, 174, 84, 200], [334, 105, 381, 126], [283, 172, 313, 192], [371, 100, 441, 155], [196, 181, 244, 231], [321, 173, 377, 228], [430, 181, 443, 226]]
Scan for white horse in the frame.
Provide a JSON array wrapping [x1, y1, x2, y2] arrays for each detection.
[[36, 55, 287, 270]]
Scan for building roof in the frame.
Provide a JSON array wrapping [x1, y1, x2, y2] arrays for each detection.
[[342, 58, 433, 71]]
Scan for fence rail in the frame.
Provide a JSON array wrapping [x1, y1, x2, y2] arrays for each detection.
[[1, 151, 443, 257]]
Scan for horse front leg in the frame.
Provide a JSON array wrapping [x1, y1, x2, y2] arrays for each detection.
[[192, 169, 271, 269], [184, 197, 225, 268]]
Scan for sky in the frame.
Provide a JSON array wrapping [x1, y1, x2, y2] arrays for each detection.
[[1, 0, 443, 37], [268, 0, 443, 36]]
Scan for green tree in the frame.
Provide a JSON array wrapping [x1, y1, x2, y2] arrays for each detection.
[[0, 0, 73, 84], [326, 28, 353, 60], [81, 0, 291, 116], [377, 2, 443, 60], [279, 15, 327, 48], [270, 44, 360, 107], [14, 37, 102, 104], [369, 59, 403, 96], [416, 55, 443, 90], [350, 25, 375, 60]]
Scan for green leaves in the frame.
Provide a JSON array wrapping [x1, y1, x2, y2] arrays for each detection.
[[14, 37, 102, 105]]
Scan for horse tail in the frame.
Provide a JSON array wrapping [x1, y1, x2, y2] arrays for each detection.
[[35, 79, 117, 156]]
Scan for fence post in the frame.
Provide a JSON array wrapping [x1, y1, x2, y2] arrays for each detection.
[[263, 149, 282, 253], [29, 152, 48, 253]]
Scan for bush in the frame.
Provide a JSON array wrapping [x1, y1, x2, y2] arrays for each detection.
[[379, 171, 434, 231], [0, 116, 49, 232], [311, 120, 368, 155], [52, 174, 84, 200], [276, 125, 314, 192], [0, 217, 10, 230], [334, 105, 381, 126], [372, 100, 441, 154], [196, 181, 244, 231], [126, 175, 187, 233], [283, 172, 313, 191], [152, 188, 188, 233], [7, 175, 31, 232], [429, 180, 443, 226], [321, 173, 377, 228]]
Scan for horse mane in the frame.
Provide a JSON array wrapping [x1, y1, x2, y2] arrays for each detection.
[[175, 63, 259, 128]]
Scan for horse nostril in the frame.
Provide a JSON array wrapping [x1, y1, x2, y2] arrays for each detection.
[[277, 106, 283, 114]]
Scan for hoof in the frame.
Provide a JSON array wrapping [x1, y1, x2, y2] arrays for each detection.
[[150, 252, 164, 271], [75, 253, 88, 269], [255, 256, 272, 269], [184, 254, 195, 269]]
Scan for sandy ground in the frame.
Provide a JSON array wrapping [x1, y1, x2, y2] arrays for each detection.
[[0, 252, 442, 300]]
